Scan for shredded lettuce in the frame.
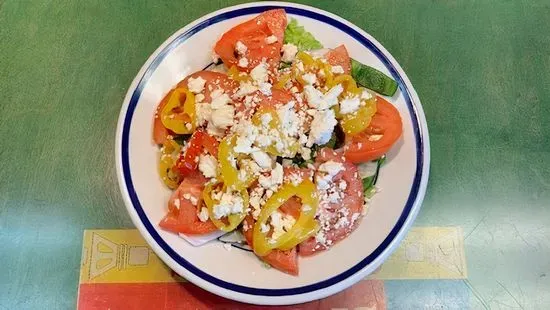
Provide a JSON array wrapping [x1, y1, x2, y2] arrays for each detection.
[[284, 18, 323, 51], [361, 156, 386, 198]]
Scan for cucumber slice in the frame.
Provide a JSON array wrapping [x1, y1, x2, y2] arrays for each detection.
[[351, 59, 398, 96]]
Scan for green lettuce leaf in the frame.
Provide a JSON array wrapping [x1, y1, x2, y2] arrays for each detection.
[[284, 18, 323, 51]]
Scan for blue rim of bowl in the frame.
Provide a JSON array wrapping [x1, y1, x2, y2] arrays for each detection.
[[121, 5, 424, 296]]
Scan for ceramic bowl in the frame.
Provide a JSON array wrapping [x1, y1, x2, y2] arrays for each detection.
[[115, 1, 430, 305]]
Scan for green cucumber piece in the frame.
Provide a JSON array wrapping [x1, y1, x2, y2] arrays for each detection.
[[351, 59, 398, 96]]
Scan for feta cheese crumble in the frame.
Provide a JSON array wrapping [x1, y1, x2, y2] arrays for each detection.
[[304, 84, 343, 110], [250, 62, 268, 84], [258, 163, 283, 190], [331, 65, 345, 74], [307, 109, 337, 147], [198, 207, 209, 222], [198, 154, 218, 178], [251, 150, 273, 170], [269, 211, 296, 240], [238, 57, 249, 68], [187, 76, 206, 94], [281, 43, 298, 62], [265, 35, 278, 44], [339, 96, 361, 114], [316, 161, 345, 190], [212, 191, 244, 219], [235, 41, 247, 55], [302, 73, 317, 85]]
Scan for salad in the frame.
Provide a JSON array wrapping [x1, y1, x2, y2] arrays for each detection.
[[152, 9, 402, 275]]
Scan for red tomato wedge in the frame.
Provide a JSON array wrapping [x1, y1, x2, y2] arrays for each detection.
[[299, 149, 364, 256], [152, 71, 238, 144], [177, 71, 238, 103], [325, 45, 351, 74], [159, 173, 217, 235], [344, 96, 403, 163], [174, 129, 219, 176], [242, 215, 299, 276], [214, 9, 287, 72], [234, 88, 294, 118]]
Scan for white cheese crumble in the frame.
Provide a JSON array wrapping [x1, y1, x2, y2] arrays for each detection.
[[316, 161, 345, 190], [269, 211, 296, 240], [334, 216, 350, 229], [212, 191, 244, 219], [307, 109, 337, 147], [187, 76, 206, 94], [361, 89, 373, 100], [235, 41, 248, 55], [300, 146, 312, 160], [331, 65, 345, 74], [238, 57, 249, 67], [251, 150, 273, 170], [304, 84, 343, 110], [258, 82, 272, 95], [339, 96, 361, 114], [250, 62, 268, 84], [173, 198, 180, 210], [211, 52, 220, 63], [210, 104, 234, 129], [195, 93, 205, 103], [369, 134, 383, 141], [277, 101, 301, 137], [233, 136, 256, 154], [258, 163, 283, 190], [265, 35, 278, 44], [289, 173, 303, 186], [198, 207, 209, 222], [281, 43, 298, 62], [198, 154, 218, 178], [302, 73, 317, 85], [315, 230, 327, 245], [234, 82, 258, 98], [260, 222, 270, 233], [210, 92, 231, 109]]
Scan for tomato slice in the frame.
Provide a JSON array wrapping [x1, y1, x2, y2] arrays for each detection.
[[242, 215, 298, 276], [299, 149, 364, 256], [152, 71, 238, 144], [234, 88, 294, 118], [325, 45, 351, 74], [214, 9, 287, 72], [174, 129, 219, 176], [177, 71, 238, 103], [344, 96, 403, 163], [159, 173, 218, 235]]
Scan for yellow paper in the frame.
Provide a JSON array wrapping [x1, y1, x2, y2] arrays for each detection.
[[79, 230, 185, 284], [368, 226, 467, 279], [79, 227, 467, 284]]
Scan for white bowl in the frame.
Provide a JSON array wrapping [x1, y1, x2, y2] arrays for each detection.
[[115, 1, 430, 305]]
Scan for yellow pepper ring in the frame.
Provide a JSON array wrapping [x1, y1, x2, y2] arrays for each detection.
[[218, 135, 257, 190], [340, 96, 378, 136], [253, 180, 319, 256], [160, 87, 196, 134], [158, 139, 181, 189], [228, 65, 251, 82], [251, 108, 300, 157], [203, 182, 249, 232]]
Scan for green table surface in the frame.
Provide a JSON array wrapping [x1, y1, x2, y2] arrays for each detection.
[[1, 0, 549, 309]]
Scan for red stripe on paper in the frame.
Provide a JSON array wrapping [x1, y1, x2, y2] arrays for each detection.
[[78, 280, 385, 309]]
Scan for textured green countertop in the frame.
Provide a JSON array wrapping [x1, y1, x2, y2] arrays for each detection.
[[1, 1, 549, 309]]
